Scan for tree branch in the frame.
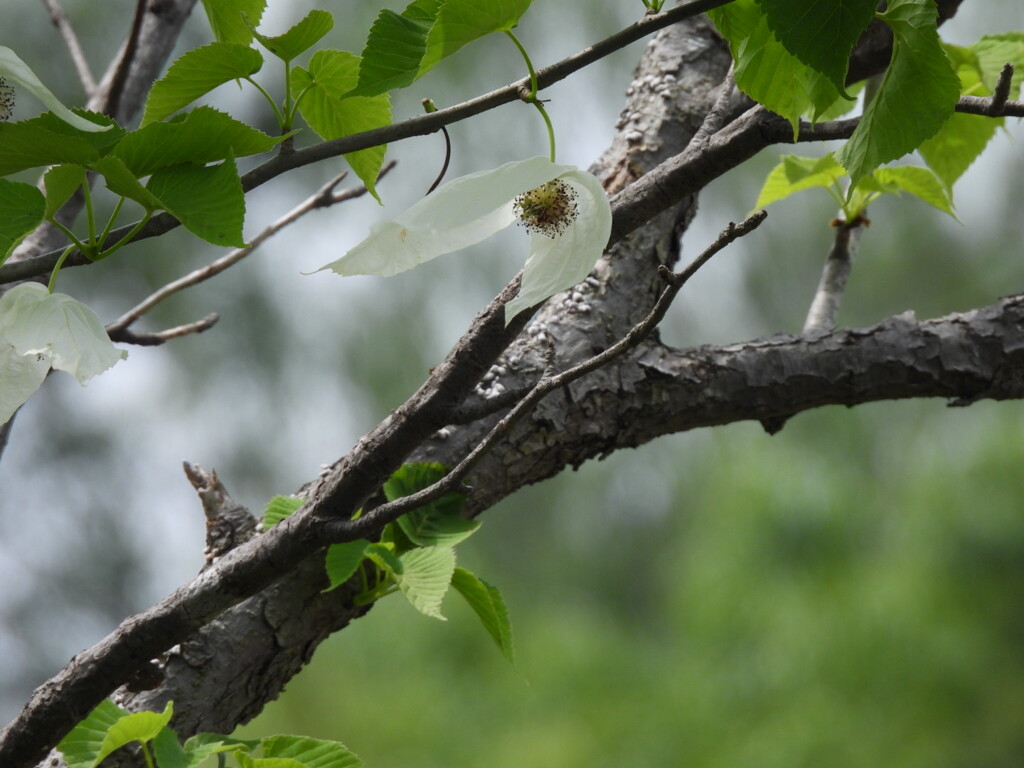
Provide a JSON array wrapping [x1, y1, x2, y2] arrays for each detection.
[[38, 0, 97, 96]]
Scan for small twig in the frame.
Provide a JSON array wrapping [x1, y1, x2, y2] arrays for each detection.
[[802, 217, 866, 334], [107, 163, 394, 334], [330, 210, 768, 541], [426, 126, 452, 195], [691, 65, 738, 147], [988, 62, 1014, 117], [108, 313, 220, 346], [39, 0, 97, 96]]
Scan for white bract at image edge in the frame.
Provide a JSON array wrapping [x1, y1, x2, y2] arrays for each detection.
[[319, 156, 612, 323]]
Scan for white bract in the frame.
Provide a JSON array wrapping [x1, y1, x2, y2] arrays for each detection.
[[320, 156, 612, 323], [0, 283, 126, 424], [0, 46, 111, 132]]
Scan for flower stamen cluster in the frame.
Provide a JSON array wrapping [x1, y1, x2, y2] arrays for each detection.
[[0, 77, 14, 121], [514, 179, 579, 237]]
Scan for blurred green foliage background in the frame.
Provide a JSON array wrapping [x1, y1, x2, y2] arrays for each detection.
[[1, 2, 1023, 766]]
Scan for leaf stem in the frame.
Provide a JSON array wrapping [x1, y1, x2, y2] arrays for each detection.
[[505, 29, 557, 162], [246, 75, 286, 131], [47, 245, 77, 293]]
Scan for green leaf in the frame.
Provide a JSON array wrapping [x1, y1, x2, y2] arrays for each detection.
[[200, 0, 266, 44], [0, 117, 101, 175], [419, 0, 534, 76], [971, 33, 1024, 96], [451, 567, 514, 663], [324, 539, 370, 592], [253, 10, 334, 63], [57, 699, 128, 768], [94, 701, 174, 767], [836, 0, 961, 187], [0, 46, 112, 132], [142, 43, 264, 126], [154, 727, 239, 768], [0, 178, 45, 260], [261, 734, 363, 768], [0, 282, 126, 382], [43, 164, 86, 219], [93, 156, 165, 212], [395, 546, 456, 620], [291, 51, 391, 201], [754, 154, 846, 209], [364, 542, 403, 576], [384, 463, 478, 548], [146, 155, 246, 247], [115, 106, 286, 177], [348, 0, 442, 98], [709, 1, 840, 133], [862, 165, 956, 218], [261, 495, 304, 528], [755, 0, 876, 97], [918, 45, 999, 188]]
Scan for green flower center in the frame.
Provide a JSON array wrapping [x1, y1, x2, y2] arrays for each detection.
[[514, 179, 579, 237]]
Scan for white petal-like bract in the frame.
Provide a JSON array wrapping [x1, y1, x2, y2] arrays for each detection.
[[0, 46, 111, 132], [320, 156, 612, 325]]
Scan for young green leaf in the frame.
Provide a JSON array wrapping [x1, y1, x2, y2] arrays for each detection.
[[154, 727, 241, 768], [863, 165, 956, 218], [261, 495, 304, 528], [395, 545, 456, 620], [384, 463, 478, 547], [200, 0, 266, 44], [260, 734, 363, 768], [754, 154, 846, 209], [419, 0, 535, 76], [142, 43, 264, 126], [252, 9, 334, 63], [114, 106, 287, 177], [0, 178, 45, 261], [291, 51, 391, 201], [971, 33, 1024, 96], [94, 702, 175, 766], [918, 45, 999, 188], [57, 699, 128, 768], [836, 0, 961, 187], [146, 155, 246, 247], [755, 0, 876, 97], [42, 164, 86, 219], [364, 542, 404, 576], [451, 567, 514, 663], [348, 0, 442, 98], [0, 46, 112, 132], [324, 539, 371, 592]]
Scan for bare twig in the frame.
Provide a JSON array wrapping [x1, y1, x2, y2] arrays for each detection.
[[802, 217, 867, 334], [329, 210, 769, 540], [39, 0, 97, 95], [987, 62, 1014, 116], [107, 313, 220, 346], [107, 163, 394, 334], [691, 64, 738, 146]]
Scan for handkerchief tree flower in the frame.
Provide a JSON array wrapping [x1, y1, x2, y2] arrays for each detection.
[[320, 156, 612, 323]]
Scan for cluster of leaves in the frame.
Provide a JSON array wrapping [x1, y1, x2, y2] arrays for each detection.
[[58, 698, 362, 768], [55, 462, 511, 768], [265, 463, 513, 662], [711, 1, 1024, 218]]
